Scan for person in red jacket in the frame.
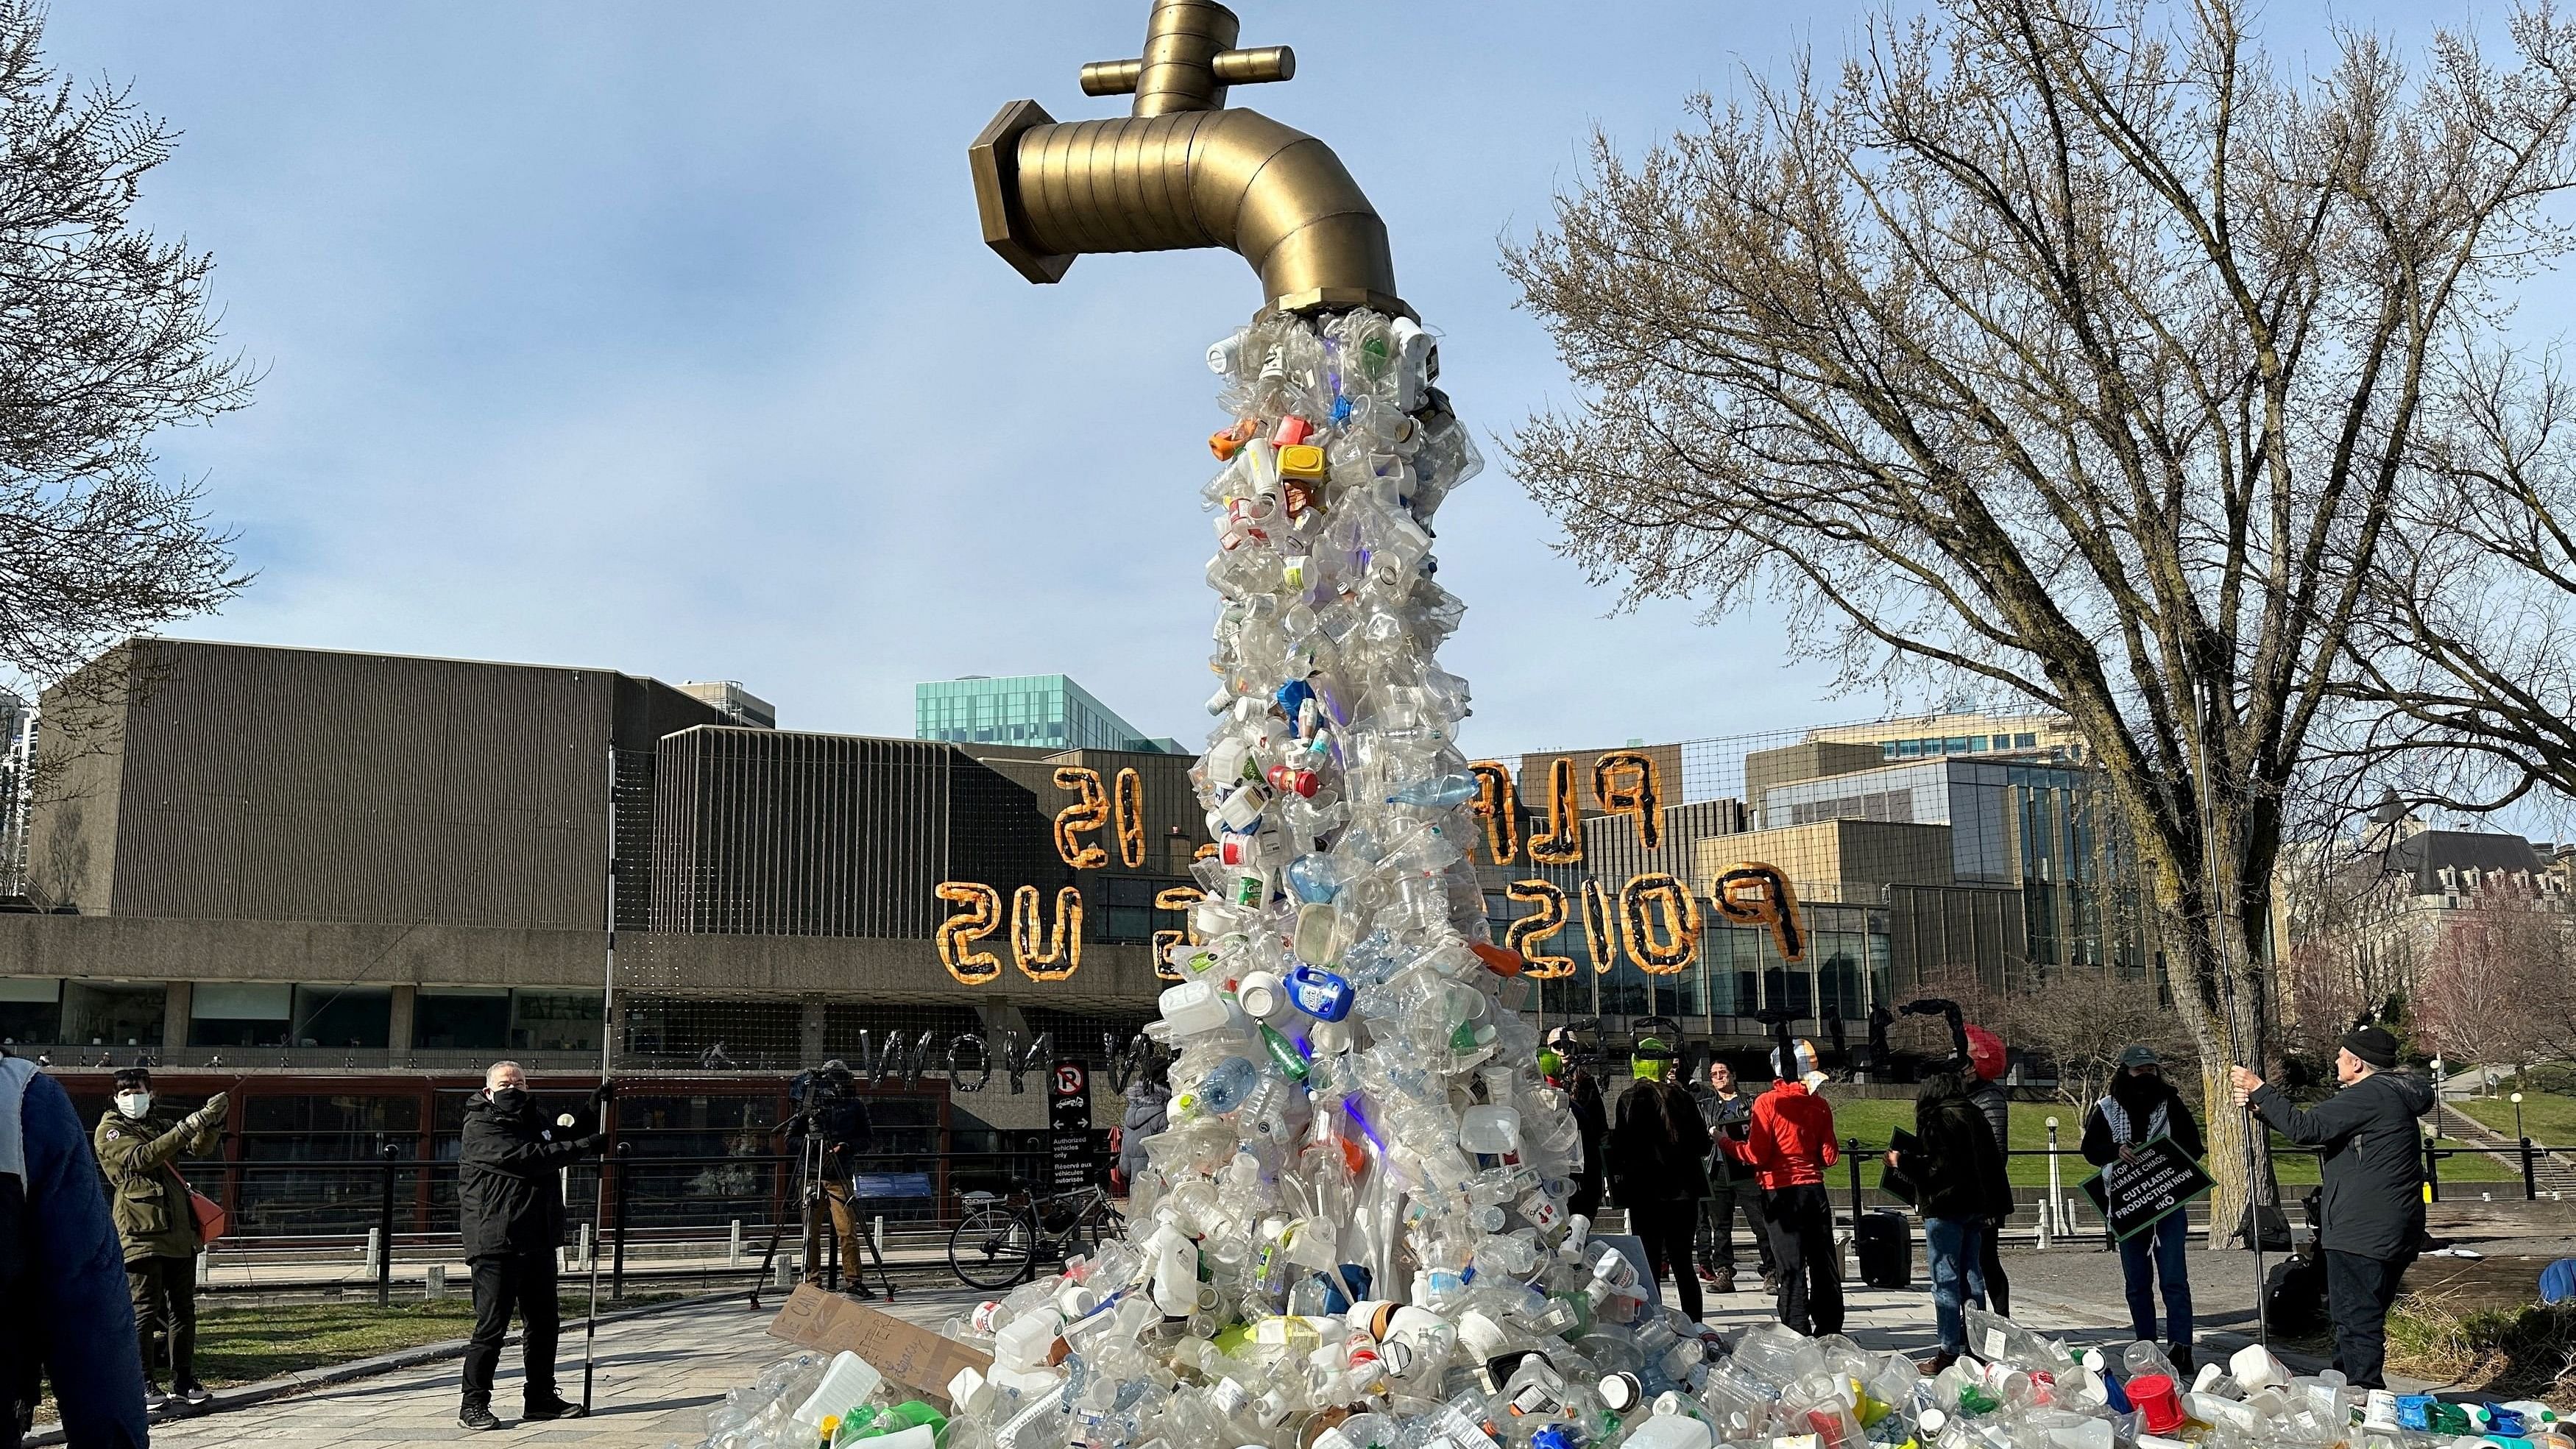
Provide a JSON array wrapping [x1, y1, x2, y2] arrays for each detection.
[[1722, 1039, 1843, 1335]]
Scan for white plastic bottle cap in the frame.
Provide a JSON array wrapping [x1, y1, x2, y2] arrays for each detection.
[[1598, 1370, 1642, 1412]]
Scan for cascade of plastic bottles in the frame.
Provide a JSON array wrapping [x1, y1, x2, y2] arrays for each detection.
[[696, 310, 2576, 1449]]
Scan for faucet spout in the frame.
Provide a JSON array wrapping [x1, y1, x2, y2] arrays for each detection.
[[967, 1, 1408, 319]]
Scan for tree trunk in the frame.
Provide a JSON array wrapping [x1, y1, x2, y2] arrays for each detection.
[[2155, 887, 2282, 1250]]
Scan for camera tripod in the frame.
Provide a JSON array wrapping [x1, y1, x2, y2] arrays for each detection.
[[749, 1112, 895, 1308]]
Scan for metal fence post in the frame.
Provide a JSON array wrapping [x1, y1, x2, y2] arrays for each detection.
[[2040, 1120, 2059, 1250], [609, 1141, 632, 1303], [2524, 1137, 2539, 1202], [1844, 1136, 1864, 1223], [377, 1141, 400, 1308], [2424, 1133, 2442, 1204]]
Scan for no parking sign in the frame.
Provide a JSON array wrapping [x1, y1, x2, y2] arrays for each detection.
[[1048, 1058, 1096, 1190]]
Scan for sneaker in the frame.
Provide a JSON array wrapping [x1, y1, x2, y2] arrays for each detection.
[[1696, 1264, 1721, 1284], [1761, 1272, 1781, 1295], [522, 1396, 586, 1422], [458, 1403, 501, 1432], [1919, 1350, 1959, 1377], [1711, 1269, 1737, 1294], [2170, 1343, 2195, 1375], [143, 1387, 171, 1414], [177, 1383, 213, 1408]]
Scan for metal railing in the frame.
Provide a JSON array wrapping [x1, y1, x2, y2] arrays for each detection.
[[172, 1138, 1100, 1305], [1815, 1127, 2573, 1250]]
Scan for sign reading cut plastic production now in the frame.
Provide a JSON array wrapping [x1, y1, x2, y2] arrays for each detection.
[[927, 752, 1805, 987], [2078, 1136, 2215, 1241]]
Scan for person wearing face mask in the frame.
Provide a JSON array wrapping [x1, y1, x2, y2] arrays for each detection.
[[2082, 1046, 2205, 1373], [91, 1067, 227, 1414], [456, 1061, 608, 1432]]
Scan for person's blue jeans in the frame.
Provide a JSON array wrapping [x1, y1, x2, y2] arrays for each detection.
[[1925, 1216, 1989, 1355], [2117, 1210, 2193, 1348]]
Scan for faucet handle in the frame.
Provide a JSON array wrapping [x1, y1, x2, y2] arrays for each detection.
[[1213, 46, 1295, 85], [1078, 58, 1144, 97], [1080, 46, 1295, 99]]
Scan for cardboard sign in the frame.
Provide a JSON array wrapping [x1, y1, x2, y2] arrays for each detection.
[[2078, 1135, 2213, 1240], [766, 1285, 991, 1407], [1878, 1127, 1920, 1208]]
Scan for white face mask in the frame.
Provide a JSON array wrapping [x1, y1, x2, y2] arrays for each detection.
[[115, 1091, 152, 1119]]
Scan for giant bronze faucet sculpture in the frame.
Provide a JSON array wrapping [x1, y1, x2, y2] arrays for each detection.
[[968, 0, 1409, 319]]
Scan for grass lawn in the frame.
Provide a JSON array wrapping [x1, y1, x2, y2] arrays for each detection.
[[191, 1297, 481, 1386], [38, 1297, 482, 1425], [2455, 1091, 2576, 1150], [1817, 1093, 2515, 1187]]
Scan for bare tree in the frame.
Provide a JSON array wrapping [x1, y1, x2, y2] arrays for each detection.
[[2344, 351, 2576, 817], [0, 0, 252, 702], [2413, 879, 2576, 1076], [1504, 0, 2576, 1236], [1905, 964, 2194, 1110]]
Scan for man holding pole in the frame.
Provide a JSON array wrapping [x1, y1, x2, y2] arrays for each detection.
[[2231, 1026, 2434, 1390], [456, 1063, 607, 1432]]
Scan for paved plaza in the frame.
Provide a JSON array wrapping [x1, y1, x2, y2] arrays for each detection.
[[144, 1287, 989, 1449], [131, 1241, 2441, 1449]]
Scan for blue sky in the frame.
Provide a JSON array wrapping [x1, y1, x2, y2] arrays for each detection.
[[47, 1, 2509, 757]]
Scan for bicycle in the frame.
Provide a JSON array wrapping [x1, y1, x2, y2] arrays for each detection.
[[946, 1182, 1124, 1289]]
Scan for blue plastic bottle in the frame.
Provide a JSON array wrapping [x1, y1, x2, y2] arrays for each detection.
[[1387, 773, 1476, 807], [1196, 1056, 1259, 1115], [1286, 964, 1355, 1021]]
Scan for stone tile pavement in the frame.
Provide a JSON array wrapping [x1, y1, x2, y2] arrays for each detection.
[[146, 1286, 994, 1449], [142, 1249, 2418, 1448]]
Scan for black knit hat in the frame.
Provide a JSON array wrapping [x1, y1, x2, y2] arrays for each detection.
[[2340, 1026, 2400, 1070], [112, 1066, 151, 1091]]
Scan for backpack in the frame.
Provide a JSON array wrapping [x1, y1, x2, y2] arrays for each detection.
[[2265, 1253, 2327, 1333]]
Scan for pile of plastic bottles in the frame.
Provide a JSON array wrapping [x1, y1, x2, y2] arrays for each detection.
[[708, 1288, 2575, 1449], [690, 306, 2576, 1448]]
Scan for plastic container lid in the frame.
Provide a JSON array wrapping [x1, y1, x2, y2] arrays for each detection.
[[1599, 1371, 1643, 1412]]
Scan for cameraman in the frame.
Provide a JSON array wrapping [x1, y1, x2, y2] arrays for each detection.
[[787, 1060, 875, 1297]]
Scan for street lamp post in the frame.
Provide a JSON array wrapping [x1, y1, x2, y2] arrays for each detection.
[[2042, 1116, 2062, 1249], [2514, 1091, 2536, 1202]]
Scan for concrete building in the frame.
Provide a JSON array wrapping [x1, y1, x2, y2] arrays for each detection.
[[1487, 733, 2148, 1046], [1, 640, 1192, 1078], [678, 680, 776, 729], [913, 673, 1177, 754], [2272, 807, 2576, 1032], [1800, 708, 2084, 764]]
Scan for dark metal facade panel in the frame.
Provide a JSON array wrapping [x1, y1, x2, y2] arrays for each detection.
[[649, 730, 1079, 939], [30, 640, 723, 929]]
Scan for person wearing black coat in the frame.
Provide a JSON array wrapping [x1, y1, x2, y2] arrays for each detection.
[[1891, 1068, 2011, 1370], [2234, 1026, 2437, 1389], [1692, 1058, 1777, 1294], [456, 1063, 606, 1432], [1608, 1041, 1708, 1322]]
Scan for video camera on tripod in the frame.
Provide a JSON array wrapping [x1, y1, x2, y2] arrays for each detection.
[[754, 1059, 892, 1304]]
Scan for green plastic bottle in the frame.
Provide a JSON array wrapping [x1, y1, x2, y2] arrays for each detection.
[[835, 1401, 946, 1443]]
